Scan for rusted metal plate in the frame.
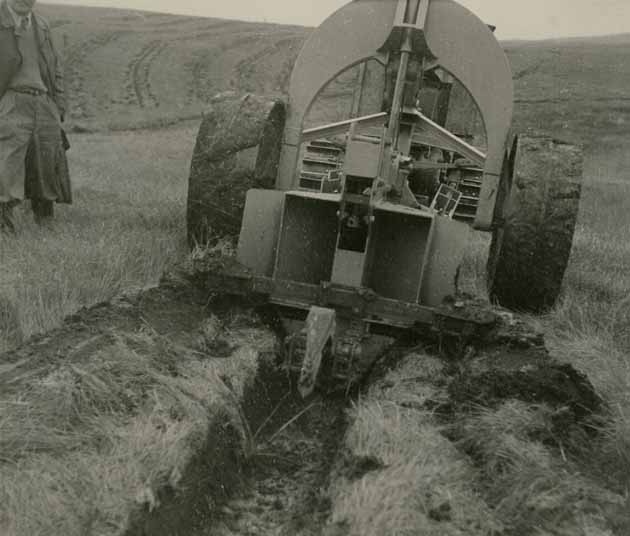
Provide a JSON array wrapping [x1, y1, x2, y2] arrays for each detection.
[[344, 138, 383, 178], [331, 250, 366, 287], [237, 189, 285, 277], [368, 209, 432, 302], [274, 195, 339, 285], [420, 213, 470, 307]]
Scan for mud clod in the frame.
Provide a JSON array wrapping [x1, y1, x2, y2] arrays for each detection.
[[449, 362, 602, 415], [428, 501, 453, 522], [338, 453, 386, 482]]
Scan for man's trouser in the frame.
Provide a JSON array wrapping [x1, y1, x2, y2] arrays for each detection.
[[0, 88, 69, 227]]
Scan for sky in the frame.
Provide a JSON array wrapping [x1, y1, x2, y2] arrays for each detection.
[[38, 0, 630, 40]]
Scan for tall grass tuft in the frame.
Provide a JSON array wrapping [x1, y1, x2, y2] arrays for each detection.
[[458, 151, 630, 503], [0, 317, 274, 536], [457, 401, 628, 535], [0, 333, 212, 535]]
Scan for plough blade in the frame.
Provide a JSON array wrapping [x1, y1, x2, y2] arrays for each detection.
[[298, 307, 336, 398]]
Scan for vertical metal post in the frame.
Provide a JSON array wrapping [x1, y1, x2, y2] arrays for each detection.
[[385, 29, 413, 146], [350, 62, 368, 119], [405, 0, 422, 23]]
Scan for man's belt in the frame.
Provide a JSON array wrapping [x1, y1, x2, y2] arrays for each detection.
[[11, 86, 47, 96]]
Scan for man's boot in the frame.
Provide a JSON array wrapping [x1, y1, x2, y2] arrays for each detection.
[[0, 203, 16, 234], [32, 198, 54, 225]]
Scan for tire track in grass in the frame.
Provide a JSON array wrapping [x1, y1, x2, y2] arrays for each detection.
[[126, 40, 168, 108], [183, 28, 306, 105], [233, 35, 303, 94], [234, 40, 280, 93], [64, 31, 126, 119], [186, 33, 266, 104]]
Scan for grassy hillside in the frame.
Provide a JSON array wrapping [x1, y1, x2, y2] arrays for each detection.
[[37, 4, 630, 151], [38, 4, 305, 129], [506, 35, 630, 147]]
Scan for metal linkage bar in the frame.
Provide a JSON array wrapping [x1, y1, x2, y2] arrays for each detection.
[[412, 109, 486, 167], [301, 112, 388, 143]]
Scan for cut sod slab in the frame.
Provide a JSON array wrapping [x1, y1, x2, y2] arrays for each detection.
[[326, 346, 630, 536], [326, 353, 503, 536], [0, 272, 280, 536]]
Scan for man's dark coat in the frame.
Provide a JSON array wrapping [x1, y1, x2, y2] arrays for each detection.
[[0, 0, 66, 117], [0, 1, 70, 209]]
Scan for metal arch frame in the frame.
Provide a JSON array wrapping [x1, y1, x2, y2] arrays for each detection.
[[423, 0, 514, 229], [275, 0, 514, 231], [275, 0, 399, 192]]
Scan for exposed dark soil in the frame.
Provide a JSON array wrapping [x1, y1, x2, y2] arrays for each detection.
[[126, 410, 245, 536], [191, 328, 604, 536], [0, 272, 212, 379], [205, 394, 347, 536], [447, 345, 603, 419], [1, 266, 355, 536], [1, 269, 608, 536], [124, 358, 350, 536]]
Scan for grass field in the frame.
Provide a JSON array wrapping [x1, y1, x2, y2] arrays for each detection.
[[0, 124, 195, 352], [1, 3, 630, 535]]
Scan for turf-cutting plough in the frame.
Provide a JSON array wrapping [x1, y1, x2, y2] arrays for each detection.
[[186, 0, 583, 397]]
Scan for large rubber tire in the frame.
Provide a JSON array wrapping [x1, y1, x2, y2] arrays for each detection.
[[487, 135, 583, 313], [186, 94, 286, 248]]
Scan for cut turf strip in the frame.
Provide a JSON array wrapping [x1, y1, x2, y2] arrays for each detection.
[[1, 260, 626, 536]]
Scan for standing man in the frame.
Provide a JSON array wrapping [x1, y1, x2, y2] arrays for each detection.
[[0, 0, 71, 233]]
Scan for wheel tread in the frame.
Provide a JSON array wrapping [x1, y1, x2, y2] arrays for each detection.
[[487, 135, 583, 312]]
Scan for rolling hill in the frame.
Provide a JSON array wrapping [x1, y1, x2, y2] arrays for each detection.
[[37, 3, 630, 152], [39, 4, 305, 128]]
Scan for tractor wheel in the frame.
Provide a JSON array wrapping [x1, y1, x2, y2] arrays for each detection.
[[186, 94, 286, 248], [486, 135, 583, 313]]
